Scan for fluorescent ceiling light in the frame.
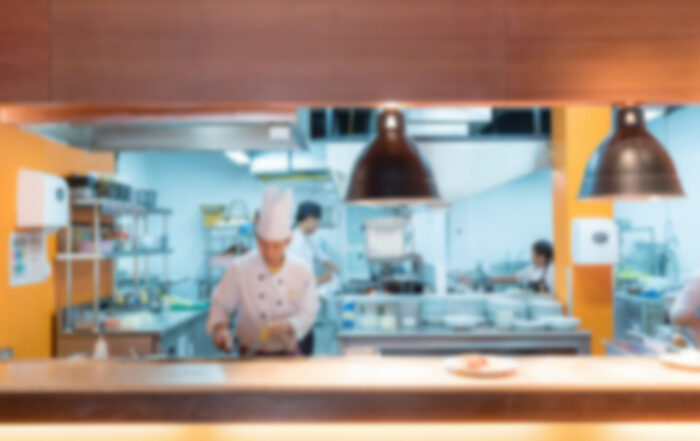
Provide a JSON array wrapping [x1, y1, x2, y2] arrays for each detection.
[[406, 123, 469, 137], [225, 150, 250, 165]]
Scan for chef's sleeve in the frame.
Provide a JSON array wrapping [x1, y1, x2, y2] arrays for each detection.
[[309, 237, 329, 265], [671, 272, 700, 326], [514, 266, 531, 285], [288, 270, 320, 340], [545, 265, 555, 293], [206, 265, 242, 335]]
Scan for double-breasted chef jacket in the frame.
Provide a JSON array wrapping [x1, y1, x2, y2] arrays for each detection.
[[207, 251, 319, 353]]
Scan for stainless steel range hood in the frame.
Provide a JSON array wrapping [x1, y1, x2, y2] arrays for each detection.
[[22, 112, 307, 152]]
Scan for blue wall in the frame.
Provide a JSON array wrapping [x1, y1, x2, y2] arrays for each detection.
[[447, 168, 553, 274], [615, 107, 700, 279], [117, 151, 265, 297], [117, 151, 346, 297]]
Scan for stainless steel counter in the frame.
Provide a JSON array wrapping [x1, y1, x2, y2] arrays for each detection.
[[56, 309, 215, 358], [337, 327, 591, 355]]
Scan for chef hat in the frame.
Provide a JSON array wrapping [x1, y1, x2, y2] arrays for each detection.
[[256, 187, 293, 241]]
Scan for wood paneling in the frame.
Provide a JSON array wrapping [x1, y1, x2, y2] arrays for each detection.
[[332, 0, 506, 38], [0, 0, 50, 100], [1, 0, 699, 103], [508, 0, 700, 38], [51, 0, 336, 102], [330, 38, 506, 102], [50, 0, 509, 103], [506, 38, 700, 102]]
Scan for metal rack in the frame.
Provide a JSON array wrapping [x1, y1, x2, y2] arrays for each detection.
[[59, 198, 172, 333], [201, 222, 252, 298]]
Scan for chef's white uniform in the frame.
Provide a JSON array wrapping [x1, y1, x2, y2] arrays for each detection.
[[287, 228, 328, 273], [515, 264, 555, 293], [671, 271, 700, 345], [206, 251, 319, 353]]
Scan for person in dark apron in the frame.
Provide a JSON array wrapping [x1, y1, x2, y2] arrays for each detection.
[[489, 240, 554, 294]]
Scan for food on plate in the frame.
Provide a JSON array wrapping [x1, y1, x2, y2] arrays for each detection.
[[459, 354, 489, 370], [445, 354, 519, 377]]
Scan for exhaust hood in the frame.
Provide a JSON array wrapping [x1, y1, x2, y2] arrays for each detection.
[[22, 111, 307, 152]]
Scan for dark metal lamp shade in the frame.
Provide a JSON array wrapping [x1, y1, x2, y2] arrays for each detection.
[[579, 106, 684, 200], [346, 108, 440, 205]]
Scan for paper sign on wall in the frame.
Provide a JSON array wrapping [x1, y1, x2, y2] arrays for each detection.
[[10, 232, 50, 286]]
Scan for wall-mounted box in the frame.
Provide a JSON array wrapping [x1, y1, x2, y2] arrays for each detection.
[[572, 218, 619, 265], [16, 169, 69, 231]]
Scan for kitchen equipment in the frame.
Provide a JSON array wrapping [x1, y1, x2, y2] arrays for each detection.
[[541, 316, 580, 331], [447, 294, 488, 317], [133, 189, 157, 208], [341, 300, 357, 329], [572, 218, 619, 265], [443, 314, 485, 331], [513, 318, 545, 331], [17, 169, 69, 230], [382, 277, 424, 294], [494, 309, 516, 330], [365, 217, 406, 260], [444, 354, 518, 378], [486, 296, 527, 326], [398, 299, 420, 330], [201, 205, 226, 227], [379, 305, 398, 331], [527, 298, 564, 319]]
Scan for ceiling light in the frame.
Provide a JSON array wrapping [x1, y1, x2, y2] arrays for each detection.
[[225, 150, 250, 165], [346, 108, 440, 205], [579, 106, 684, 200]]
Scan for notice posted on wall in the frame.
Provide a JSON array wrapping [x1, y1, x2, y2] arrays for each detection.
[[10, 232, 50, 286]]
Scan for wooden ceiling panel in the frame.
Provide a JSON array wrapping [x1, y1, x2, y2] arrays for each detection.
[[0, 0, 49, 101]]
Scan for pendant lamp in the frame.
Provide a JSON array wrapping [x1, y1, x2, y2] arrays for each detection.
[[346, 108, 440, 205], [579, 106, 684, 200]]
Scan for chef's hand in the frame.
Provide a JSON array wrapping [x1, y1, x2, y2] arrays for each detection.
[[213, 323, 234, 353], [266, 321, 294, 338]]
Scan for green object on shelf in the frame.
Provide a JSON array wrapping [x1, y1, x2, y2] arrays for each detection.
[[164, 295, 210, 311]]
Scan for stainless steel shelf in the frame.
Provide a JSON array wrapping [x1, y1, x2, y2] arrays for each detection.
[[57, 249, 173, 261], [72, 198, 172, 216]]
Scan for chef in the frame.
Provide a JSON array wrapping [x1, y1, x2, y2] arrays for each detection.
[[207, 188, 319, 356], [670, 271, 700, 345], [286, 200, 339, 356], [489, 240, 555, 293], [287, 200, 339, 286]]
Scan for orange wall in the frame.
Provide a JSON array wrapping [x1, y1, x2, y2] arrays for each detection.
[[0, 124, 114, 358], [551, 107, 614, 355]]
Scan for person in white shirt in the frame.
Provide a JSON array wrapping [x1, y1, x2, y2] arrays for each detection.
[[490, 240, 555, 294], [287, 201, 339, 285], [286, 201, 339, 355], [207, 188, 319, 357], [671, 271, 700, 345]]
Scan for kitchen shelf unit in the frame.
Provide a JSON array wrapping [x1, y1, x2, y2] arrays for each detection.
[[201, 222, 252, 299], [59, 197, 172, 333]]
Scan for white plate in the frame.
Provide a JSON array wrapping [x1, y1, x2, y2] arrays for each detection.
[[444, 355, 518, 378], [513, 318, 545, 331], [660, 351, 700, 371], [540, 316, 580, 331], [443, 314, 485, 330]]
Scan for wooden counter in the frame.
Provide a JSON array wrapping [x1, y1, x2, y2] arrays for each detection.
[[1, 356, 699, 422]]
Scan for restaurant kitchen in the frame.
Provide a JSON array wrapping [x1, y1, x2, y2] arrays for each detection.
[[3, 0, 700, 438]]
